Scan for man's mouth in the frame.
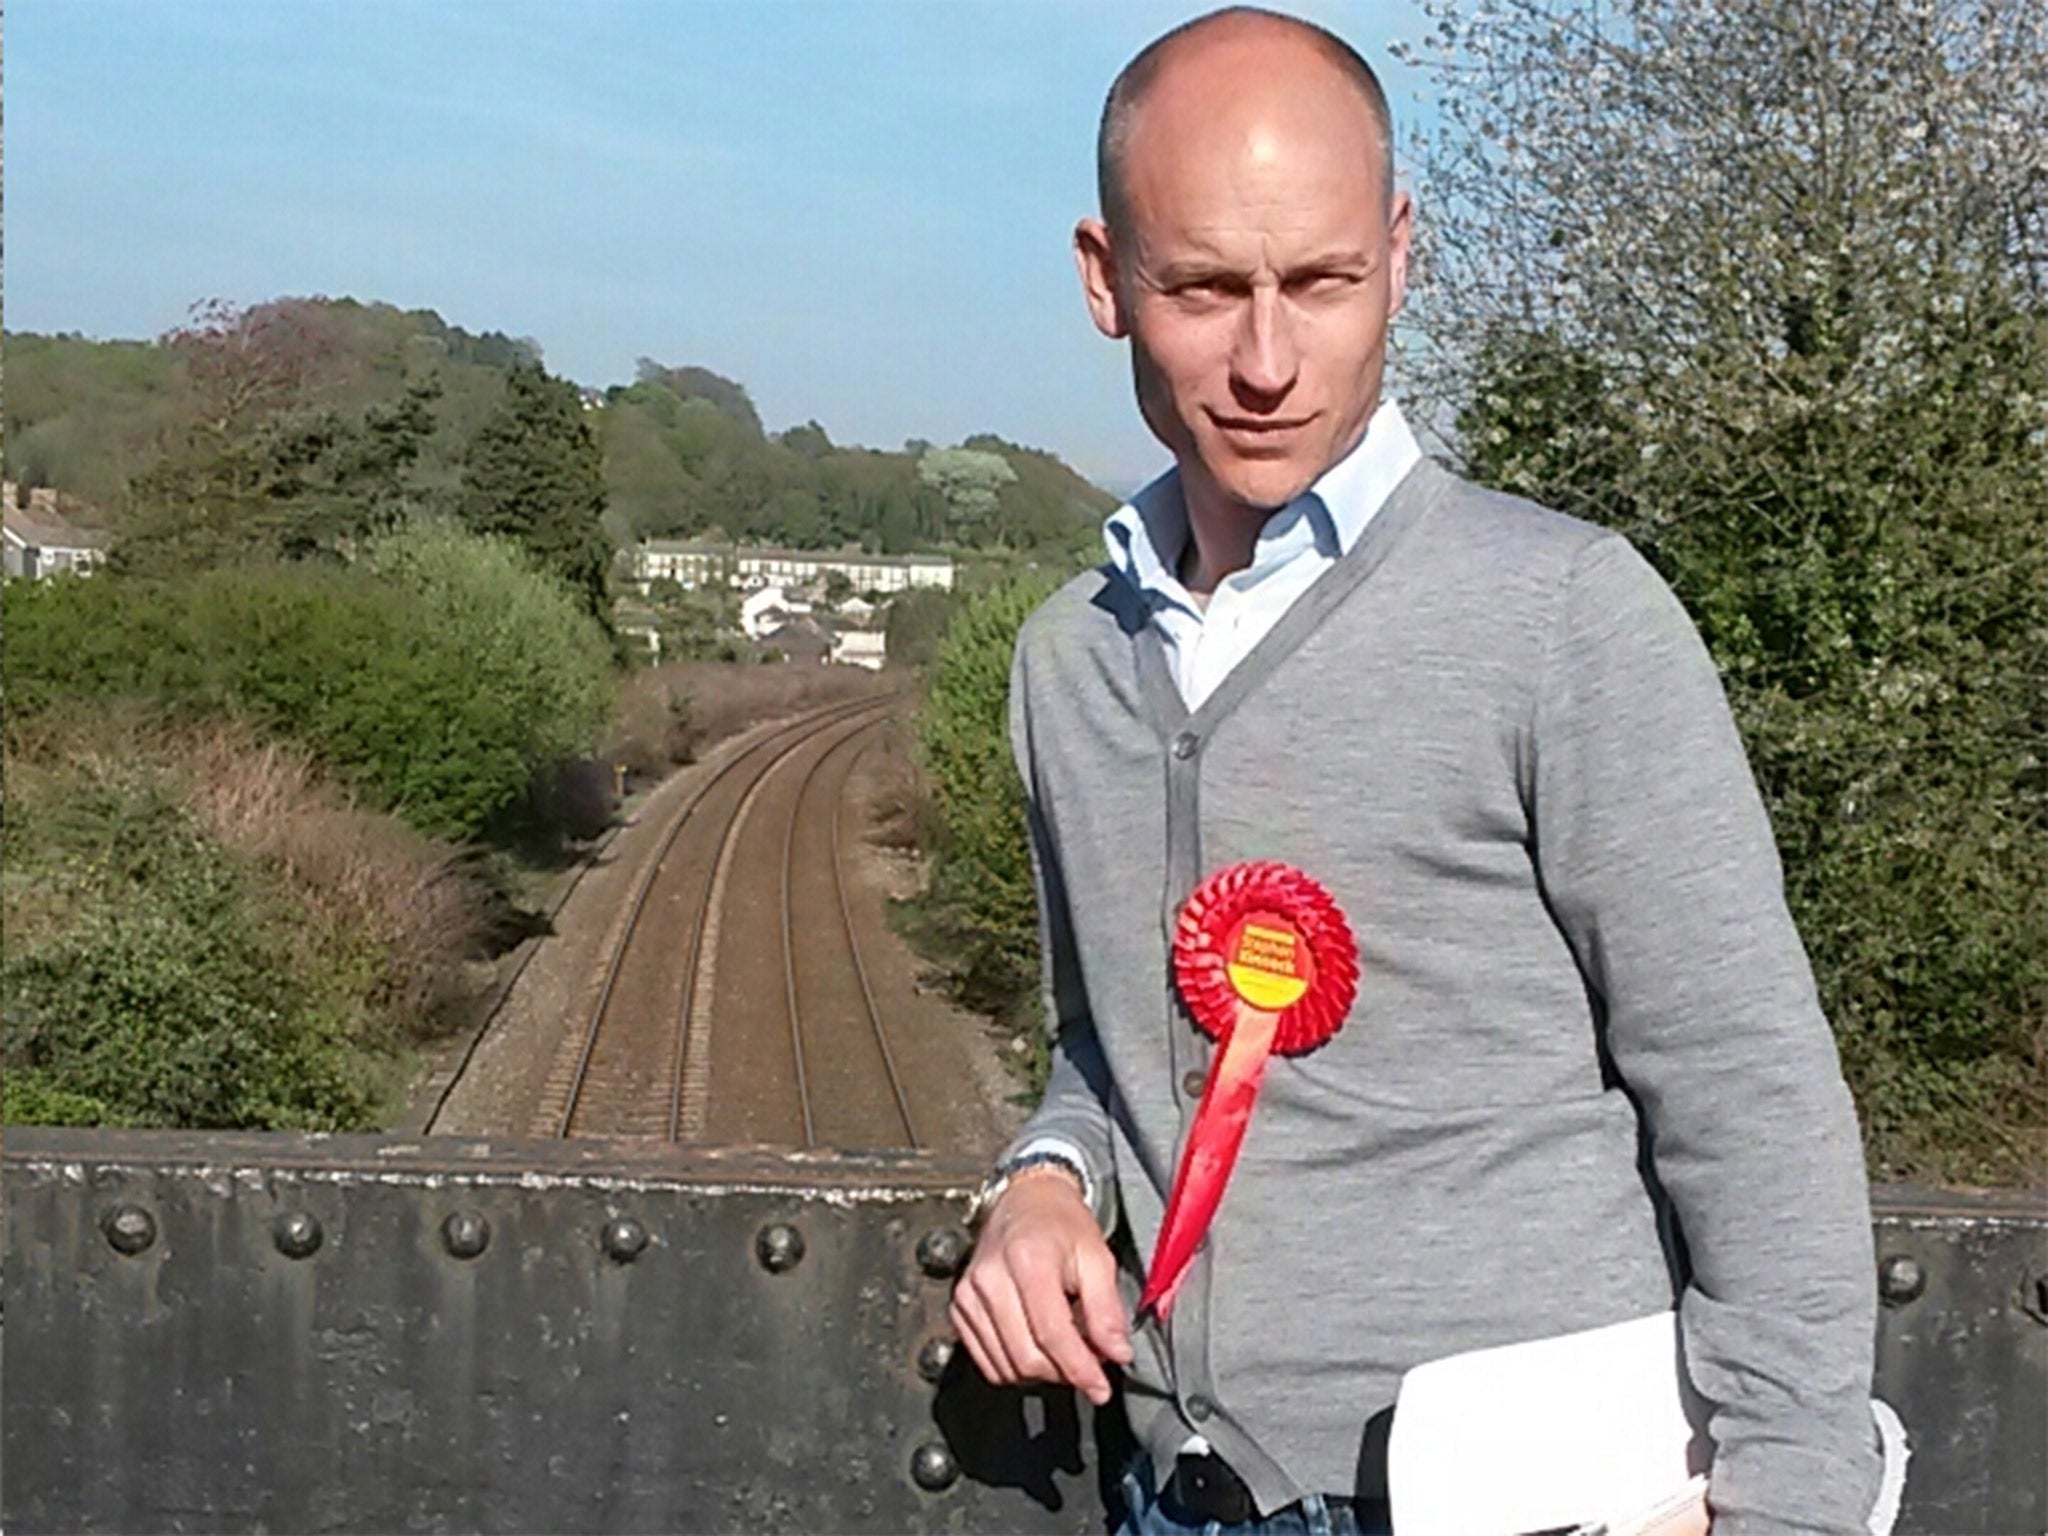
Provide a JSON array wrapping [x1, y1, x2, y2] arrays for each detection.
[[1210, 414, 1313, 436]]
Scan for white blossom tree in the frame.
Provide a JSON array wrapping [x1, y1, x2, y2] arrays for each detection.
[[1396, 0, 2047, 1182], [917, 445, 1018, 544]]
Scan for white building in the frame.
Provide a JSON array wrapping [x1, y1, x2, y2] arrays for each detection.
[[831, 630, 888, 671], [635, 540, 733, 590], [3, 485, 109, 580], [741, 584, 811, 641], [634, 540, 953, 596]]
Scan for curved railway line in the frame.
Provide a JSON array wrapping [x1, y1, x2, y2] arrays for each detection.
[[427, 694, 927, 1150]]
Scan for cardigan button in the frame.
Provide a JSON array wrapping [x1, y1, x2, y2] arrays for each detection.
[[1182, 1070, 1206, 1099], [1186, 1393, 1216, 1422], [1171, 731, 1200, 760]]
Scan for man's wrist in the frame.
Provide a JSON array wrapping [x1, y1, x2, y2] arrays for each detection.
[[967, 1145, 1092, 1229]]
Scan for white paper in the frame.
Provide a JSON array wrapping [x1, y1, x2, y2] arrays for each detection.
[[1387, 1310, 1706, 1536]]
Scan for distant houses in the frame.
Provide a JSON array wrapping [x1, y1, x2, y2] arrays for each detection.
[[2, 483, 110, 580], [619, 539, 955, 670], [618, 539, 936, 668], [631, 539, 953, 596]]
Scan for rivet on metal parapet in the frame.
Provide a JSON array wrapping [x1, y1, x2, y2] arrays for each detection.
[[442, 1211, 491, 1260], [2019, 1269, 2048, 1327], [916, 1227, 968, 1279], [602, 1218, 649, 1264], [917, 1335, 957, 1384], [1877, 1253, 1926, 1306], [910, 1439, 960, 1492], [273, 1212, 323, 1260], [102, 1204, 157, 1256], [756, 1223, 805, 1273]]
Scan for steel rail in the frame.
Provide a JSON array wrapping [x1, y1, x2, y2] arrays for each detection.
[[831, 737, 929, 1155], [550, 693, 893, 1139], [829, 733, 921, 1149]]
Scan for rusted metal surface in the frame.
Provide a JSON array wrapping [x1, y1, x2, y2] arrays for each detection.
[[1868, 1184, 2048, 1534], [3, 1130, 1106, 1535], [3, 1131, 2042, 1534]]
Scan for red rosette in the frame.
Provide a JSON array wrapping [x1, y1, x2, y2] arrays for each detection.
[[1172, 860, 1359, 1054], [1140, 861, 1360, 1321]]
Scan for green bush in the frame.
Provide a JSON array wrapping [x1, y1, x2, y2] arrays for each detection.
[[1459, 326, 2047, 1185], [2, 766, 375, 1130], [364, 520, 615, 779], [4, 527, 614, 841], [916, 574, 1059, 1024]]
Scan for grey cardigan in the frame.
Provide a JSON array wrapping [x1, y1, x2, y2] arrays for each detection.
[[1003, 460, 1880, 1534]]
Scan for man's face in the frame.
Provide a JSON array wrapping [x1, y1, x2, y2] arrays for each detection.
[[1078, 47, 1410, 517]]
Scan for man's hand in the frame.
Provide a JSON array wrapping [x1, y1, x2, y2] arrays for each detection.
[[949, 1167, 1134, 1407]]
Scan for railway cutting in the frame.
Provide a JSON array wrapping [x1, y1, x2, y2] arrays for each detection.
[[426, 698, 1020, 1158]]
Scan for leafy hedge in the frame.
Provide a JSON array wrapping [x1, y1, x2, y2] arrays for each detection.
[[1460, 324, 2047, 1185], [5, 523, 613, 841], [916, 574, 1060, 1025], [2, 763, 375, 1130]]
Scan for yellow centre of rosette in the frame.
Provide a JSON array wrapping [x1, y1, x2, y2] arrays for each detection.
[[1224, 919, 1310, 1011]]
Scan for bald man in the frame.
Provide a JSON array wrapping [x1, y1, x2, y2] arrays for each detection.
[[951, 9, 1884, 1536]]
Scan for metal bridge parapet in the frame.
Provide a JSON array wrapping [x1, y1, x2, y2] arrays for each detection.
[[3, 1130, 2043, 1533]]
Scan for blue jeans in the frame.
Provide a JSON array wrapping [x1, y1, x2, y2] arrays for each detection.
[[1116, 1456, 1369, 1536]]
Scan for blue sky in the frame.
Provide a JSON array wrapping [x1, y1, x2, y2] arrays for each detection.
[[5, 1, 1434, 488]]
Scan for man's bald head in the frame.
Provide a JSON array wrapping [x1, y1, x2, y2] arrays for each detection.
[[1096, 7, 1396, 240]]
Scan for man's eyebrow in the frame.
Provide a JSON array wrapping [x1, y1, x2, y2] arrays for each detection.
[[1145, 249, 1382, 288], [1145, 258, 1244, 287], [1282, 248, 1379, 276]]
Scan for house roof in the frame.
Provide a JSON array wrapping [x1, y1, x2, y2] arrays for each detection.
[[2, 484, 110, 551], [758, 617, 834, 656]]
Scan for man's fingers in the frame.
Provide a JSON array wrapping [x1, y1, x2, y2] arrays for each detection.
[[951, 1284, 1019, 1384], [975, 1265, 1063, 1384], [1072, 1246, 1134, 1366], [949, 1292, 1003, 1383], [1016, 1257, 1113, 1405]]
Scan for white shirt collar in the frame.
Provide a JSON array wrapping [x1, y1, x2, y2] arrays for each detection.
[[1105, 400, 1422, 609]]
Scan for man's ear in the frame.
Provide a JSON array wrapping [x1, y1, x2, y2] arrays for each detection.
[[1385, 190, 1415, 322], [1074, 218, 1129, 340]]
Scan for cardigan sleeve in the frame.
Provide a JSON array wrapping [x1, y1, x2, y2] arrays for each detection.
[[1527, 535, 1881, 1535], [994, 634, 1122, 1233]]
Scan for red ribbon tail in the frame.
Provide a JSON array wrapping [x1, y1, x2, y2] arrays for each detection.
[[1139, 1008, 1279, 1321]]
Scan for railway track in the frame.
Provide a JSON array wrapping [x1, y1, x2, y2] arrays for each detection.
[[433, 692, 924, 1149], [773, 726, 919, 1150]]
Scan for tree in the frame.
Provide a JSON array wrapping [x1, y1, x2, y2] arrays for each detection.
[[1402, 0, 2048, 1182], [114, 299, 345, 576], [458, 362, 612, 616], [634, 358, 764, 436], [882, 587, 960, 669], [917, 445, 1018, 545], [779, 420, 834, 459], [261, 375, 443, 556], [162, 297, 342, 438]]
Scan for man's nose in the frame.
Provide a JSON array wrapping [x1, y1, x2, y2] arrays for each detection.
[[1230, 286, 1299, 403]]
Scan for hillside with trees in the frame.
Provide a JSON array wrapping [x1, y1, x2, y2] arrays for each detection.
[[5, 298, 1116, 572]]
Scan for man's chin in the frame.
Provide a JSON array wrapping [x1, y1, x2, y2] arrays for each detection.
[[1211, 461, 1319, 515]]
